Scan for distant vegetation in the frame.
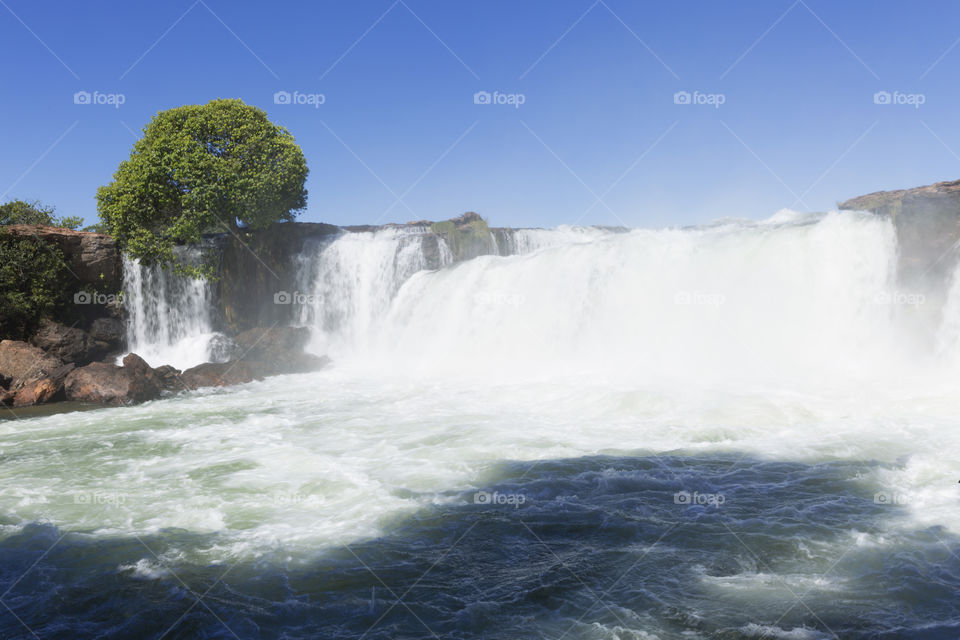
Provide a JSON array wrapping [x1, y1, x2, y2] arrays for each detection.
[[0, 199, 83, 230], [97, 98, 309, 277]]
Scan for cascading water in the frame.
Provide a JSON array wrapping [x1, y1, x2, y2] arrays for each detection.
[[7, 211, 960, 638], [122, 246, 231, 370]]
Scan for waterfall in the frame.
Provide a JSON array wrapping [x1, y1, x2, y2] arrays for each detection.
[[122, 247, 231, 370]]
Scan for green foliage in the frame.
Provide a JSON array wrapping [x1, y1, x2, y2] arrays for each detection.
[[96, 98, 309, 277], [82, 221, 109, 234], [0, 199, 83, 230], [0, 230, 70, 339]]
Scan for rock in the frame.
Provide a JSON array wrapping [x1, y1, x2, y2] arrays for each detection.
[[429, 213, 495, 262], [181, 361, 261, 389], [64, 356, 161, 405], [12, 363, 74, 407], [840, 179, 960, 285], [0, 340, 65, 390], [29, 320, 107, 366], [152, 365, 184, 392], [89, 317, 126, 349], [218, 222, 340, 333], [179, 350, 330, 391], [0, 225, 121, 289]]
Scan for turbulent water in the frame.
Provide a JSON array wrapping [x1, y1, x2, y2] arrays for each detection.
[[4, 211, 960, 638]]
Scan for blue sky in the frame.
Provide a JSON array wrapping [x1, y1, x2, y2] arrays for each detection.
[[1, 0, 959, 229]]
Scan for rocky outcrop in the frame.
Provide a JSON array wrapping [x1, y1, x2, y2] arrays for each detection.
[[840, 180, 960, 284], [29, 319, 109, 366], [217, 223, 340, 333], [428, 212, 495, 262], [1, 225, 121, 289], [63, 353, 162, 405]]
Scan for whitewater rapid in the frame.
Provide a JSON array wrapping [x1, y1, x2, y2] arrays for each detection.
[[3, 210, 960, 566]]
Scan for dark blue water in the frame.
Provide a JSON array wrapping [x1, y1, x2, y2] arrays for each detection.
[[2, 455, 959, 639]]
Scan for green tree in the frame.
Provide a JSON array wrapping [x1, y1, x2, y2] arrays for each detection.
[[96, 98, 308, 277], [0, 231, 69, 339], [0, 199, 83, 230]]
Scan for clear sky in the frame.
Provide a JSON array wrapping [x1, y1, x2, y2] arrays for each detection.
[[2, 0, 959, 229]]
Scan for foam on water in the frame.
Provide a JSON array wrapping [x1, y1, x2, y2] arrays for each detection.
[[7, 211, 960, 565]]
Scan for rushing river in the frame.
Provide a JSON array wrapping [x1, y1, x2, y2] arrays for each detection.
[[2, 211, 960, 639]]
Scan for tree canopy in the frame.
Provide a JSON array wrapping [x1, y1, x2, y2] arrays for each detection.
[[96, 98, 308, 276]]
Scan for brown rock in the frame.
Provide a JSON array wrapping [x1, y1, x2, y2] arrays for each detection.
[[64, 359, 161, 405], [0, 340, 65, 389], [180, 361, 261, 389], [1, 225, 121, 288], [12, 363, 74, 407]]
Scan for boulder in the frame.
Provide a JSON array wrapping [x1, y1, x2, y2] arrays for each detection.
[[12, 363, 74, 407], [89, 317, 126, 349], [179, 351, 330, 391], [29, 320, 107, 365], [0, 340, 65, 389], [152, 365, 184, 392], [64, 355, 161, 405], [181, 361, 261, 389]]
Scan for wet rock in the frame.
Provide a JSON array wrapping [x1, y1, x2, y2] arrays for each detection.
[[64, 354, 161, 405], [179, 350, 330, 391], [180, 361, 261, 389], [88, 317, 126, 349], [29, 319, 107, 366], [152, 365, 184, 392]]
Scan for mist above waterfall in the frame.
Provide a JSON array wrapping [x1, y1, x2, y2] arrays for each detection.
[[275, 212, 958, 395]]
